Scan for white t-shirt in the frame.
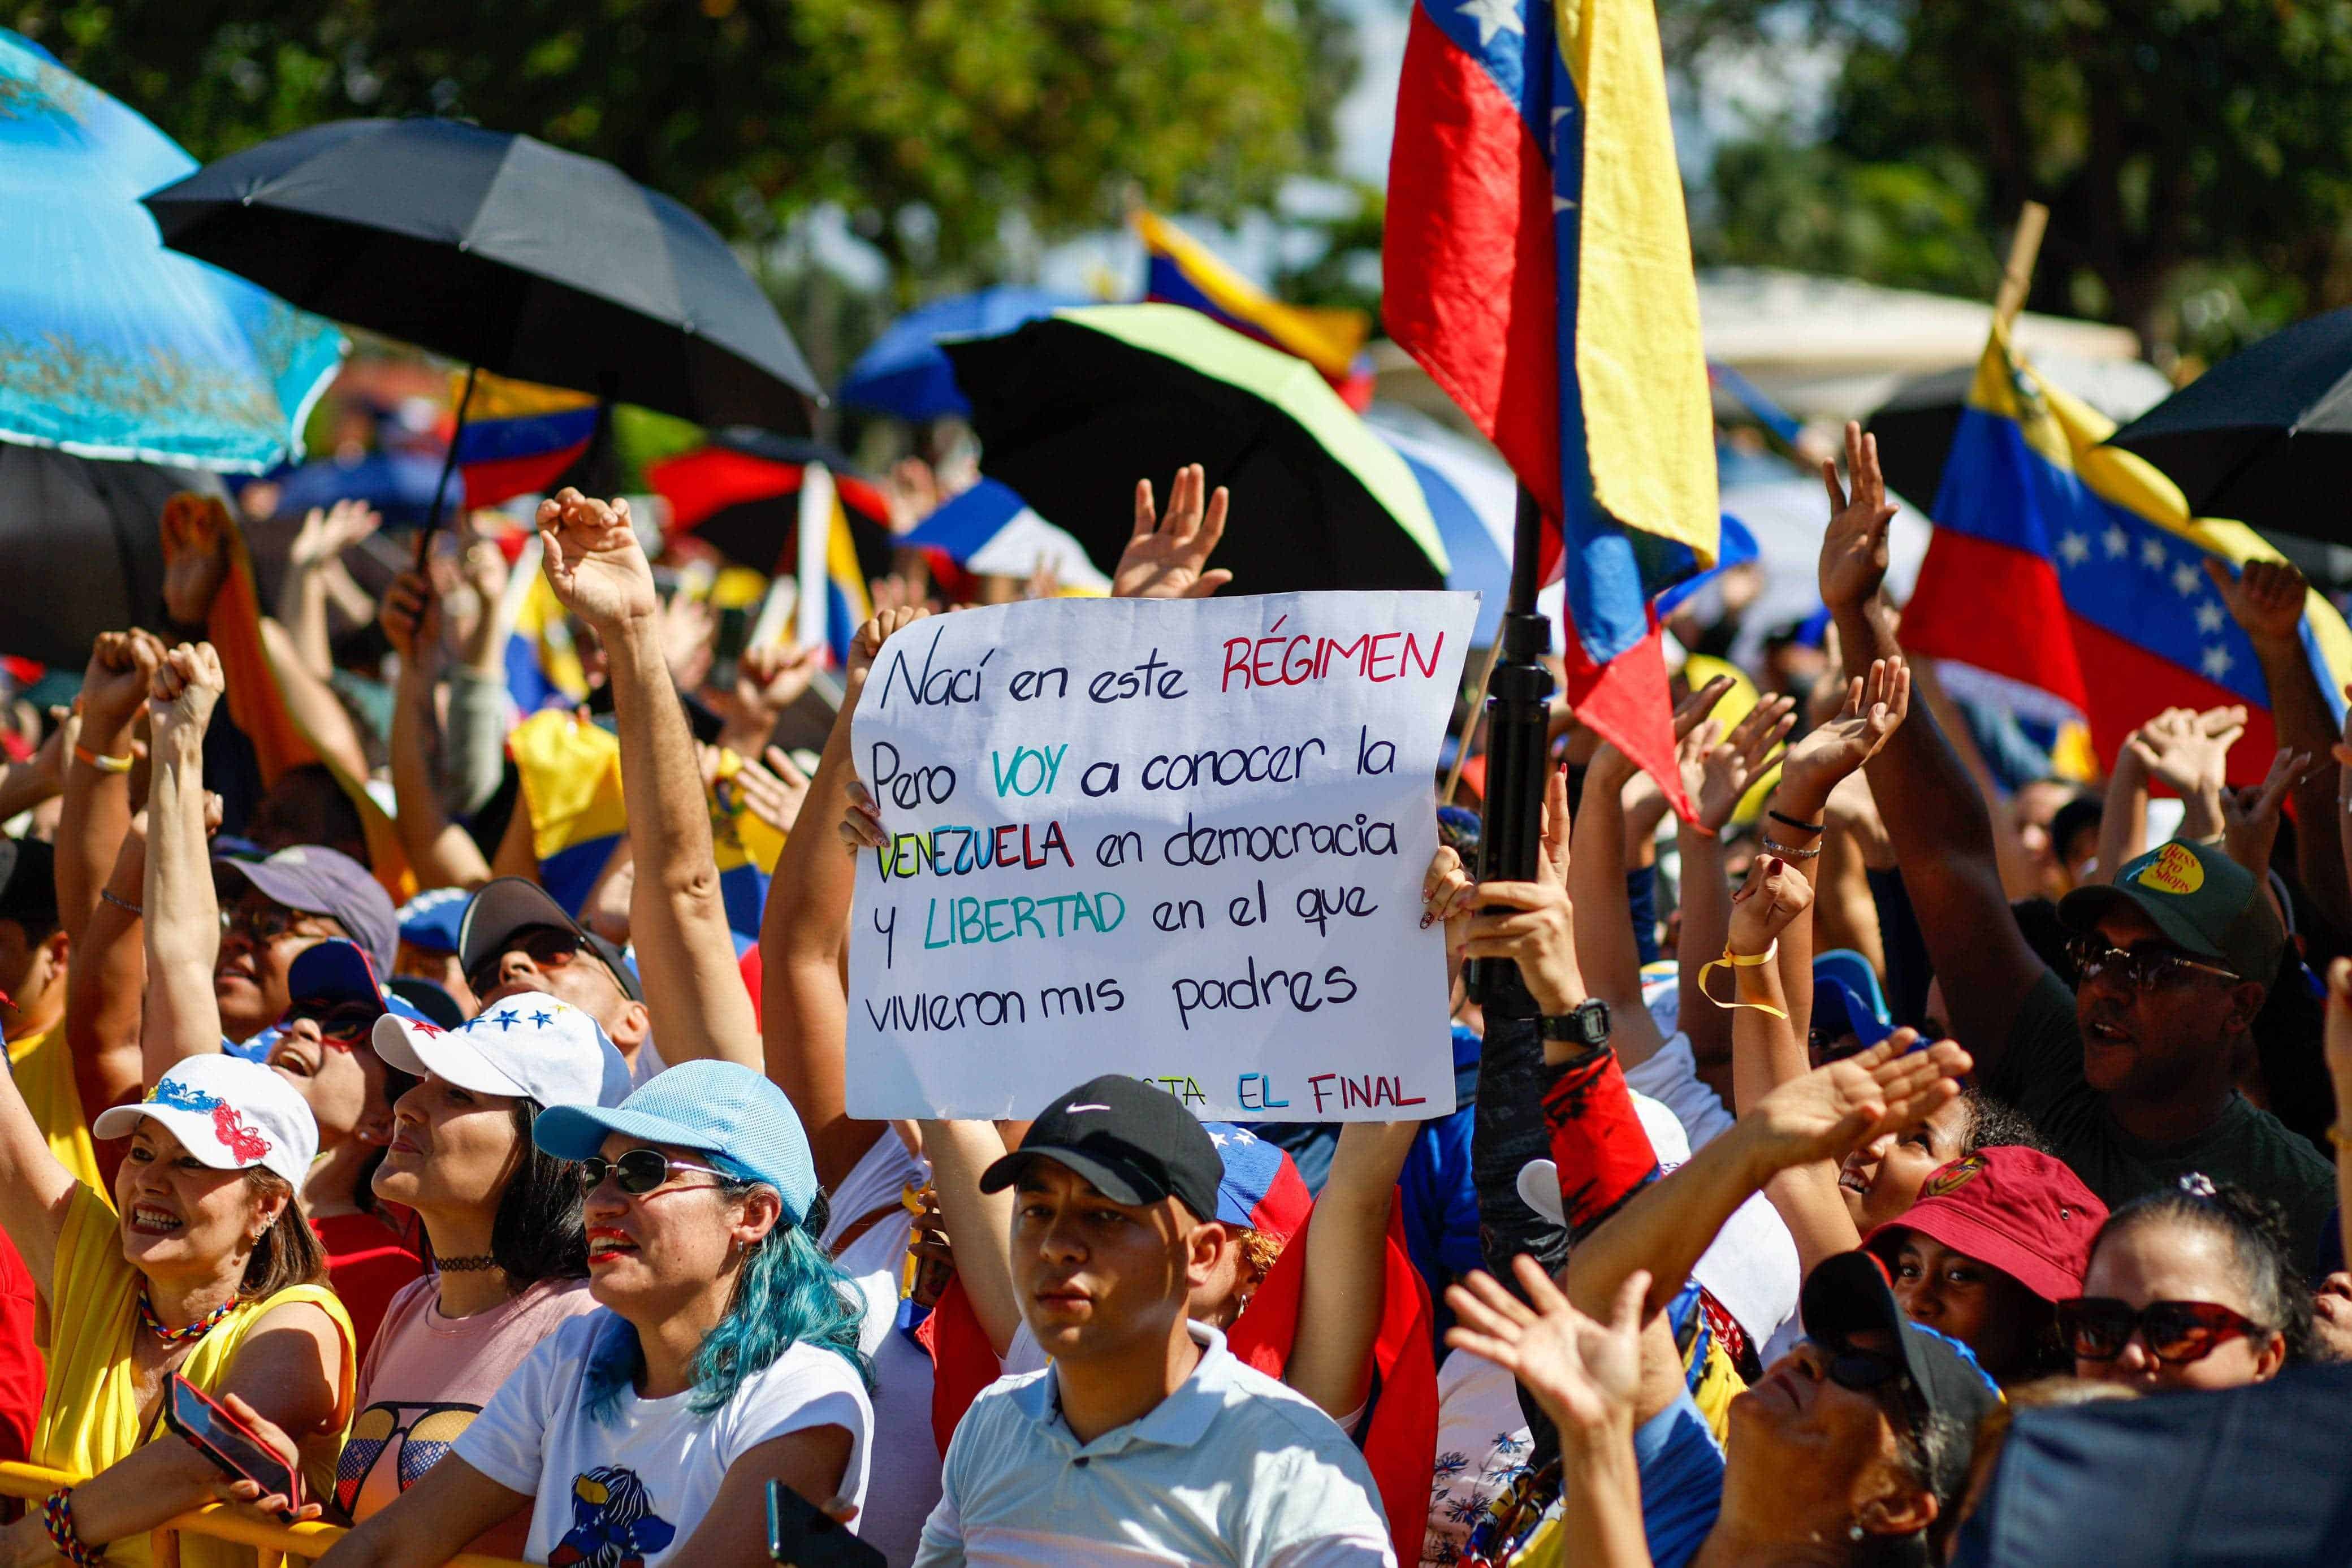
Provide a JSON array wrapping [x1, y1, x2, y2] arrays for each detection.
[[1422, 1349, 1534, 1567], [822, 1130, 936, 1568], [455, 1309, 874, 1566]]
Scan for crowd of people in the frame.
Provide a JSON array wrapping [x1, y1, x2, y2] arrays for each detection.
[[0, 415, 2345, 1568]]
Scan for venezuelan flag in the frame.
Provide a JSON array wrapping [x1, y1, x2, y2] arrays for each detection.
[[1133, 210, 1374, 406], [452, 371, 599, 510], [1383, 0, 1719, 815], [505, 709, 783, 941], [500, 541, 590, 716], [170, 495, 415, 899], [816, 483, 875, 664], [1904, 323, 2352, 782]]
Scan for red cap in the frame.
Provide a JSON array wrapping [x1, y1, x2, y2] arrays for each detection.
[[1865, 1146, 2108, 1305]]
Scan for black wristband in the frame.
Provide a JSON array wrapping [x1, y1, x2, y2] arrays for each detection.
[[1767, 808, 1826, 834]]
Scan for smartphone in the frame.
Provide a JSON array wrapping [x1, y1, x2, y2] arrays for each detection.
[[162, 1375, 301, 1518], [765, 1480, 881, 1568]]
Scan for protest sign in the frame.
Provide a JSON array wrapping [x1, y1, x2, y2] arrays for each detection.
[[846, 591, 1477, 1121]]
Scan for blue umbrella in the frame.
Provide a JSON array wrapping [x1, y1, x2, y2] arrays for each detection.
[[838, 287, 1082, 421], [270, 452, 462, 526], [0, 29, 343, 473]]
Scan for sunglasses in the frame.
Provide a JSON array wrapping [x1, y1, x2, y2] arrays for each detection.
[[282, 999, 380, 1046], [581, 1149, 732, 1196], [2055, 1297, 2265, 1365], [1808, 1341, 1926, 1434], [2065, 934, 2239, 993], [465, 927, 612, 998], [220, 903, 342, 948]]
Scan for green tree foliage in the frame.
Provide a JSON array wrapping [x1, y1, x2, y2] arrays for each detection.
[[1666, 0, 2352, 359], [12, 0, 1342, 284]]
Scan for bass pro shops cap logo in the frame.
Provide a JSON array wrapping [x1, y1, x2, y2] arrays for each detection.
[[2133, 842, 2205, 897]]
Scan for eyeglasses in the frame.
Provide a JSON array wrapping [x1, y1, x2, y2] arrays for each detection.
[[282, 999, 379, 1046], [2055, 1297, 2265, 1365], [220, 903, 341, 948], [2065, 935, 2239, 992], [464, 926, 615, 998], [581, 1149, 732, 1196]]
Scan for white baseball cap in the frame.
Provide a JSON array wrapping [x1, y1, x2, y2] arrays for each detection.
[[95, 1055, 319, 1190], [371, 993, 632, 1110]]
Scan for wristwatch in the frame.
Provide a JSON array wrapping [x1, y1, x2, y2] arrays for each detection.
[[1538, 998, 1611, 1049]]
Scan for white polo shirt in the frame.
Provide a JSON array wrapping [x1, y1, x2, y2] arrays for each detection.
[[915, 1320, 1394, 1567]]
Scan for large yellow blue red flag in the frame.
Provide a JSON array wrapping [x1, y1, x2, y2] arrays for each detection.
[[1383, 0, 1718, 812], [1133, 210, 1374, 405], [1903, 324, 2352, 783]]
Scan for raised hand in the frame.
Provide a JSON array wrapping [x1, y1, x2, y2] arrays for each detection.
[[732, 642, 825, 723], [1114, 464, 1233, 600], [537, 489, 657, 631], [1463, 771, 1583, 1015], [379, 570, 440, 665], [1778, 655, 1909, 807], [1421, 843, 1478, 990], [158, 492, 232, 626], [2221, 746, 2310, 876], [1696, 692, 1797, 832], [1745, 1029, 1973, 1172], [838, 778, 888, 853], [1819, 421, 1897, 614], [1727, 852, 1815, 954], [2125, 703, 2244, 801], [2205, 556, 2307, 647], [287, 497, 382, 571], [733, 746, 811, 838], [1446, 1261, 1650, 1442], [846, 604, 932, 686], [80, 628, 167, 741], [146, 642, 224, 745]]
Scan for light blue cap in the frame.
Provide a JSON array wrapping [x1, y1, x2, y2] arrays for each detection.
[[1813, 950, 1891, 1028], [532, 1060, 820, 1224]]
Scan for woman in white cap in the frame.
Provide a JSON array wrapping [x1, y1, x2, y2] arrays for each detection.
[[302, 1059, 874, 1567], [327, 991, 632, 1556], [0, 1045, 352, 1567]]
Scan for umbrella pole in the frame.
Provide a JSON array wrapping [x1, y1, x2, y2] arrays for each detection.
[[416, 363, 479, 568], [1465, 483, 1557, 1016]]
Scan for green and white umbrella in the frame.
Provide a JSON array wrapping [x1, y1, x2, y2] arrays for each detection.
[[942, 304, 1447, 593]]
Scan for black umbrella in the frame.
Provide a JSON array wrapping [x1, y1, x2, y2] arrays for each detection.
[[2107, 305, 2352, 543], [940, 305, 1447, 595], [1952, 1364, 2352, 1567], [1867, 355, 2176, 513], [142, 118, 819, 456], [0, 445, 221, 666]]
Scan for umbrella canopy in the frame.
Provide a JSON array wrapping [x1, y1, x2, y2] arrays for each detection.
[[2107, 305, 2352, 542], [942, 305, 1447, 595], [838, 287, 1082, 422], [0, 31, 342, 474], [1362, 404, 1516, 643], [646, 427, 894, 581], [270, 451, 462, 527], [143, 118, 818, 434], [1953, 1363, 2352, 1567], [1867, 352, 2173, 512], [900, 478, 1111, 594], [0, 443, 222, 665]]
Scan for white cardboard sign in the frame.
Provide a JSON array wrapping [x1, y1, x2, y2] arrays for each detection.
[[845, 591, 1477, 1121]]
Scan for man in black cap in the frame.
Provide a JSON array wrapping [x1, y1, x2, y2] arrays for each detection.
[[457, 876, 653, 1080], [917, 1073, 1393, 1565]]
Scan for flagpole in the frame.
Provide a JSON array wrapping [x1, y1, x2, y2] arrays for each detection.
[[416, 363, 479, 568], [1992, 202, 2050, 333], [1464, 484, 1557, 1015]]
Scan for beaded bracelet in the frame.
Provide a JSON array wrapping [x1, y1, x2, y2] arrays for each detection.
[[42, 1488, 104, 1567], [100, 888, 142, 918], [1757, 835, 1824, 861]]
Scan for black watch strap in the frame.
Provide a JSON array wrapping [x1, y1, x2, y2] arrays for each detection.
[[1538, 997, 1611, 1047]]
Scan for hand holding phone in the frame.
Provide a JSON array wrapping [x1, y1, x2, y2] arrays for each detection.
[[766, 1480, 880, 1568], [162, 1375, 304, 1522]]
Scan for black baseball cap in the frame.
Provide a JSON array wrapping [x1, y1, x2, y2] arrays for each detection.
[[0, 838, 57, 933], [980, 1073, 1222, 1224], [1802, 1250, 2003, 1508], [2057, 839, 2282, 985], [459, 877, 643, 1002]]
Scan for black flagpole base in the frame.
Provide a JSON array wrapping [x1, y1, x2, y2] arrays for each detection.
[[1465, 605, 1555, 1017]]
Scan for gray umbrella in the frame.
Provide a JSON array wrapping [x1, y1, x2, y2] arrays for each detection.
[[0, 444, 223, 665]]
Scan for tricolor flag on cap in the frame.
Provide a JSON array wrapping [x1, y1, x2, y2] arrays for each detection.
[[1204, 1123, 1312, 1245]]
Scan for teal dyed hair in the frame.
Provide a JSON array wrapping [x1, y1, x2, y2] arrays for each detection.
[[583, 1173, 871, 1424]]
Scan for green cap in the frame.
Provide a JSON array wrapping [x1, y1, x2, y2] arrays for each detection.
[[2057, 839, 2282, 984]]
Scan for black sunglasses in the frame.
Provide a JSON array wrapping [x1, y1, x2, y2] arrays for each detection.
[[2065, 934, 2239, 992], [581, 1149, 730, 1196], [466, 927, 607, 997], [283, 999, 381, 1045], [2055, 1296, 2264, 1365], [1809, 1341, 1925, 1435]]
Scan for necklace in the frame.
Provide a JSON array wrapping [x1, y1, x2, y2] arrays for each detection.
[[434, 1254, 500, 1273], [139, 1289, 234, 1346]]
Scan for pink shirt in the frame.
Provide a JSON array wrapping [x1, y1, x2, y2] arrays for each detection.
[[337, 1274, 600, 1556]]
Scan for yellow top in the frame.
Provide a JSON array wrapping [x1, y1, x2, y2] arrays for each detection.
[[8, 1020, 102, 1197], [33, 1185, 355, 1566]]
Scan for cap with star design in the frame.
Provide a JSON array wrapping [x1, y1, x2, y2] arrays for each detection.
[[371, 992, 632, 1110]]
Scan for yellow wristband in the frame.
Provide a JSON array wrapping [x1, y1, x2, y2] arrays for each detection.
[[1697, 942, 1788, 1021], [72, 744, 131, 775]]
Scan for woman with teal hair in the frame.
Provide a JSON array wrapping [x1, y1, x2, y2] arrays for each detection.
[[274, 1060, 875, 1567]]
